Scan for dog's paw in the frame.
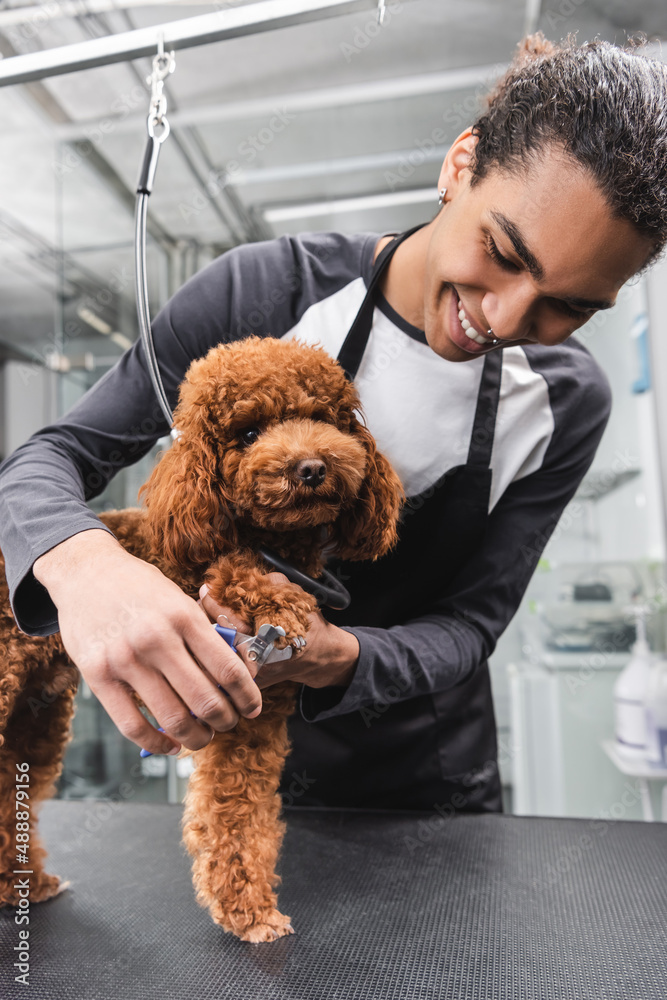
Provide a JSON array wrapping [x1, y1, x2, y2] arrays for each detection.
[[238, 910, 295, 944], [262, 611, 309, 650], [0, 873, 69, 908], [289, 635, 307, 655], [272, 631, 307, 658]]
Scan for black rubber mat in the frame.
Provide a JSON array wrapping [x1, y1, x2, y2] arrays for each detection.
[[1, 801, 666, 999]]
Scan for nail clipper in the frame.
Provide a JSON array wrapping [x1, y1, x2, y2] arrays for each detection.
[[139, 622, 299, 757]]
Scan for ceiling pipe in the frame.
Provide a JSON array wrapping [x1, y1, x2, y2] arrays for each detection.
[[0, 0, 384, 86]]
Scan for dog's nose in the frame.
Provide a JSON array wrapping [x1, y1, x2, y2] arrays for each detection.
[[294, 458, 326, 488]]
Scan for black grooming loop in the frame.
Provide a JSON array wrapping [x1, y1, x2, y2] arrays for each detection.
[[259, 548, 351, 610], [135, 35, 176, 434]]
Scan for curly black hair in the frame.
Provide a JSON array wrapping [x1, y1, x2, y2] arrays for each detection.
[[470, 33, 667, 266]]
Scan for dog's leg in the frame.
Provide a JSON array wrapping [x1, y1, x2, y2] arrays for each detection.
[[0, 650, 78, 908], [182, 683, 297, 943], [204, 556, 319, 655]]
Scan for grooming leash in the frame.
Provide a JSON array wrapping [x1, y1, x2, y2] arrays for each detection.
[[135, 35, 177, 436]]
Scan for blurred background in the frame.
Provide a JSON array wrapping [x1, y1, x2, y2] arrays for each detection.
[[1, 0, 666, 819]]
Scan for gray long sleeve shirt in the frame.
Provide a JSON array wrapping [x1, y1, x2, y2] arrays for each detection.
[[0, 229, 611, 723]]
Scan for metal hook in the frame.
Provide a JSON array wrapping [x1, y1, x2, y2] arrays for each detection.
[[145, 33, 175, 134], [377, 0, 386, 25]]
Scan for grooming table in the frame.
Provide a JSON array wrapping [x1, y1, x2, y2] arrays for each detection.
[[1, 802, 665, 999]]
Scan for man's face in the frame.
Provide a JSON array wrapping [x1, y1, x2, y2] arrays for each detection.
[[423, 145, 653, 362]]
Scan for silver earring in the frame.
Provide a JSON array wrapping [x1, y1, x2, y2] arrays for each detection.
[[438, 187, 447, 207]]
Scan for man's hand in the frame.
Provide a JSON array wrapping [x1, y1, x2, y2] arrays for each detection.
[[198, 574, 360, 691], [34, 529, 263, 756]]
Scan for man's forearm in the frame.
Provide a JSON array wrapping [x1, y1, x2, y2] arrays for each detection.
[[305, 624, 359, 689], [33, 528, 125, 605], [0, 438, 120, 635], [299, 615, 478, 723]]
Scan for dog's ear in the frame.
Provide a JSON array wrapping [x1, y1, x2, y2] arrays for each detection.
[[139, 386, 237, 573], [329, 419, 404, 562]]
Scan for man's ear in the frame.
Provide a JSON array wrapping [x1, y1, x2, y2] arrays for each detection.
[[438, 128, 478, 197]]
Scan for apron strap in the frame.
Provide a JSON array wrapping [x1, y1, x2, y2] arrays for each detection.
[[338, 223, 427, 381], [467, 348, 503, 468]]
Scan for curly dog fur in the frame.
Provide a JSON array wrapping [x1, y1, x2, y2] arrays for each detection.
[[0, 336, 403, 943]]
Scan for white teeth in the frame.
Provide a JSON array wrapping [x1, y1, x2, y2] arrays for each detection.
[[457, 299, 492, 345]]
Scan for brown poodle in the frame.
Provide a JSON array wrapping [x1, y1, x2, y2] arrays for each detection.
[[0, 336, 403, 943]]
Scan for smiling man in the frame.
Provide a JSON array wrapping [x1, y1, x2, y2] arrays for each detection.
[[1, 33, 667, 815], [378, 133, 649, 361]]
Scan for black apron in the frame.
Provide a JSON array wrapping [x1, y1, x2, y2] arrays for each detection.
[[281, 225, 503, 814]]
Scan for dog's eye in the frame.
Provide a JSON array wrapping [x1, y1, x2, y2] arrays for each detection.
[[239, 427, 260, 446]]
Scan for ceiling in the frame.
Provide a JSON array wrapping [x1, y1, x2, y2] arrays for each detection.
[[0, 0, 664, 366]]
